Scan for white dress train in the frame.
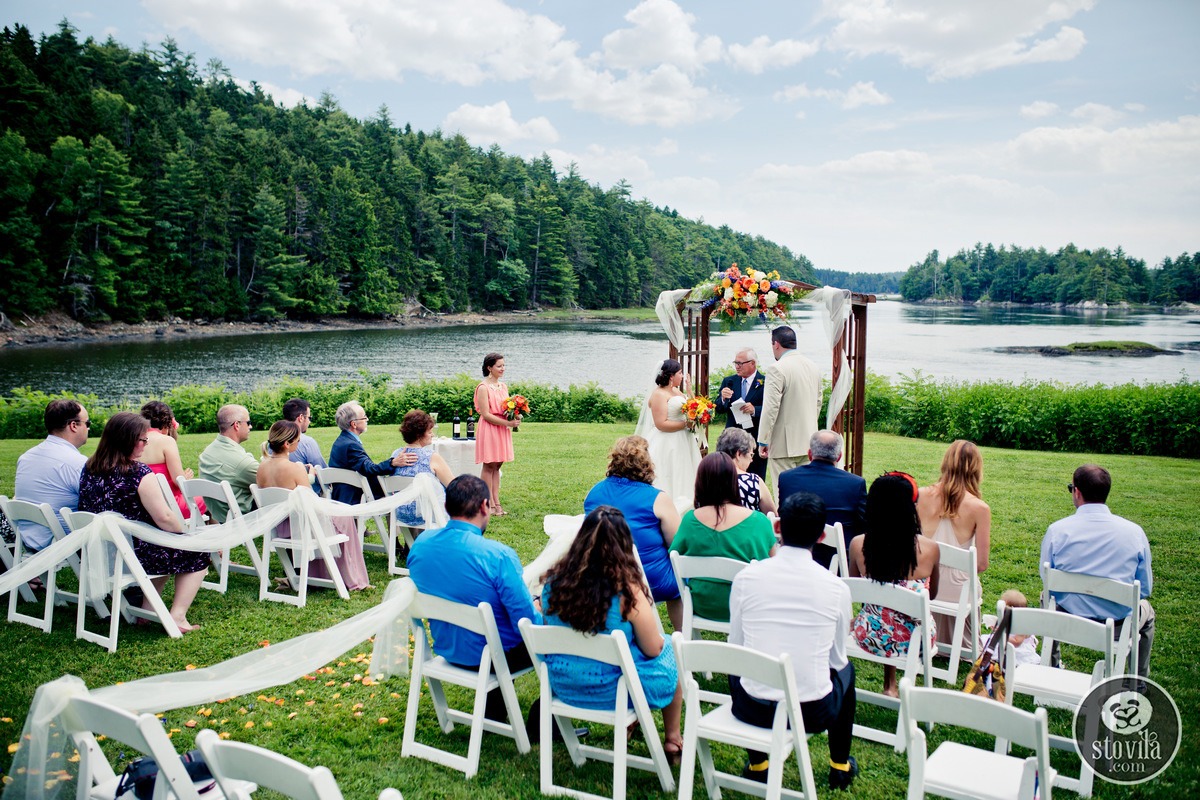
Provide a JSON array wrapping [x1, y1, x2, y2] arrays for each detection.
[[635, 393, 702, 509]]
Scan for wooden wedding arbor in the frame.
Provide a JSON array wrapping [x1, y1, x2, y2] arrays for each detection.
[[668, 281, 876, 475]]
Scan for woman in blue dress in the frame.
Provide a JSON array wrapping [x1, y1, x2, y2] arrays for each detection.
[[389, 409, 454, 527], [540, 505, 683, 762], [584, 435, 683, 631]]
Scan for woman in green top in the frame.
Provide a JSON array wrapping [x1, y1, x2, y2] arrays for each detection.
[[668, 452, 777, 622]]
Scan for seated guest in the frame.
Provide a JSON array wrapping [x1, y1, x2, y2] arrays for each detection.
[[328, 401, 412, 505], [917, 439, 991, 648], [283, 397, 326, 493], [716, 427, 776, 514], [584, 435, 683, 631], [541, 506, 683, 762], [14, 399, 89, 552], [1041, 464, 1154, 677], [257, 421, 370, 591], [848, 472, 940, 697], [408, 476, 545, 736], [138, 400, 204, 520], [79, 412, 209, 632], [729, 492, 859, 790], [198, 404, 259, 521], [668, 453, 776, 624], [777, 430, 866, 570], [389, 409, 454, 528]]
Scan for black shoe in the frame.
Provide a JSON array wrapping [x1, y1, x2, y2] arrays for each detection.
[[741, 762, 769, 784], [828, 756, 858, 791]]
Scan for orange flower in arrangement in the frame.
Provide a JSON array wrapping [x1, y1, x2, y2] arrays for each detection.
[[504, 395, 531, 432], [681, 395, 716, 432], [686, 261, 798, 330]]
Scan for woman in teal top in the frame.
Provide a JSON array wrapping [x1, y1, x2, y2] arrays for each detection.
[[669, 453, 777, 622], [541, 505, 683, 762]]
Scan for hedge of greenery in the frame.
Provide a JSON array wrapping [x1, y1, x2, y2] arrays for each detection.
[[2, 372, 1197, 457]]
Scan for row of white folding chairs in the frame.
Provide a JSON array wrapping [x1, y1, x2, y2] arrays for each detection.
[[59, 692, 401, 800]]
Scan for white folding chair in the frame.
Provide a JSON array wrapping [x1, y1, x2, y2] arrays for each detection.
[[928, 543, 980, 683], [998, 606, 1113, 798], [250, 485, 349, 606], [196, 728, 396, 800], [0, 507, 38, 605], [670, 552, 754, 701], [316, 466, 391, 558], [518, 618, 676, 800], [402, 591, 532, 778], [842, 577, 934, 748], [1041, 562, 1140, 676], [1, 496, 69, 631], [822, 522, 849, 578], [177, 475, 263, 593], [63, 694, 253, 800], [672, 633, 819, 800], [377, 474, 433, 576], [900, 678, 1054, 800], [62, 509, 183, 650]]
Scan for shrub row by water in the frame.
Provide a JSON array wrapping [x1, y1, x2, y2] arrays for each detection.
[[1, 373, 1196, 458]]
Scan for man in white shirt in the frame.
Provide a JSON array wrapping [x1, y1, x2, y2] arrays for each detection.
[[729, 491, 858, 790], [13, 399, 90, 551]]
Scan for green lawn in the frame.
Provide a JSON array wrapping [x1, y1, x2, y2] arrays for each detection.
[[1, 425, 1196, 798]]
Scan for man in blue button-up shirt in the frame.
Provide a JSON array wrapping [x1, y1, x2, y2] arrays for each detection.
[[14, 399, 90, 551], [409, 475, 543, 729], [1041, 464, 1154, 676]]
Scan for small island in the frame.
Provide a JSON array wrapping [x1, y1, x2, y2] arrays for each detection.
[[998, 340, 1182, 357]]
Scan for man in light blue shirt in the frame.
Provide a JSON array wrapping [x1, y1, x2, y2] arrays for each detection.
[[14, 399, 90, 551], [283, 397, 325, 494], [1041, 464, 1154, 676], [408, 475, 548, 737]]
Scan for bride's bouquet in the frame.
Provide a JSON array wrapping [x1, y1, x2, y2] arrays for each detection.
[[681, 395, 716, 432], [504, 394, 531, 431]]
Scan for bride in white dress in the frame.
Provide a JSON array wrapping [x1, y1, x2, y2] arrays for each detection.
[[635, 358, 702, 508]]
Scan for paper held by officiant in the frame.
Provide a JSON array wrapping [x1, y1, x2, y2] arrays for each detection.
[[730, 396, 754, 429]]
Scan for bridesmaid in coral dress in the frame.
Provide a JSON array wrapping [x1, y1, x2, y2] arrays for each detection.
[[474, 352, 520, 515]]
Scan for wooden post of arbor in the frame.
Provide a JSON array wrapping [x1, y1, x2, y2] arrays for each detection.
[[669, 283, 875, 476]]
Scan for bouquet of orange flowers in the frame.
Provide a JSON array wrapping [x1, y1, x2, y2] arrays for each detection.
[[685, 262, 799, 330], [504, 394, 530, 431], [681, 395, 716, 432]]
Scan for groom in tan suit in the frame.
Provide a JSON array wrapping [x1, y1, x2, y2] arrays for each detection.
[[757, 326, 822, 498]]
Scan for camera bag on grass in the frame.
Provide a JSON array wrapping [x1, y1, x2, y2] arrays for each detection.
[[114, 749, 215, 800]]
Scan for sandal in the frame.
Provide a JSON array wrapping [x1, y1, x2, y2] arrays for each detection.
[[664, 737, 683, 766]]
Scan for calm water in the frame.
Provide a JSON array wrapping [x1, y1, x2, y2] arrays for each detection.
[[1, 302, 1197, 402]]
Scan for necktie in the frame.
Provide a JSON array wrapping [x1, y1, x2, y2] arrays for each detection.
[[742, 377, 750, 399]]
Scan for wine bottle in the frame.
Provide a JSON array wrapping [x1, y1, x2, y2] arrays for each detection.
[[452, 413, 462, 439], [466, 413, 476, 440]]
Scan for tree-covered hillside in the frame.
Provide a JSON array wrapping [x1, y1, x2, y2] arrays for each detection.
[[812, 268, 903, 295], [899, 243, 1198, 305], [0, 21, 814, 323]]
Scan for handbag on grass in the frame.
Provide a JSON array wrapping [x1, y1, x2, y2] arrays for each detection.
[[114, 749, 215, 800], [961, 608, 1011, 702]]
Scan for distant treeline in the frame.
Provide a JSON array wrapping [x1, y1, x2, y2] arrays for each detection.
[[812, 268, 903, 295], [900, 243, 1199, 305], [0, 22, 814, 324]]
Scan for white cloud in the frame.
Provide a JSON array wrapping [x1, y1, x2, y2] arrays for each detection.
[[651, 138, 679, 156], [775, 81, 891, 110], [442, 101, 558, 147], [1008, 115, 1200, 174], [752, 149, 933, 182], [1124, 103, 1146, 113], [823, 0, 1094, 79], [600, 0, 721, 74], [1020, 100, 1059, 119], [727, 35, 821, 74], [547, 144, 654, 188], [233, 77, 312, 107], [1069, 102, 1124, 127]]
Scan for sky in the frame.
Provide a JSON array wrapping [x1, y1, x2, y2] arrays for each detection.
[[10, 0, 1200, 274]]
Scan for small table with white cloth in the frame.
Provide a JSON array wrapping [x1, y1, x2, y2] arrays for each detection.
[[433, 437, 482, 478]]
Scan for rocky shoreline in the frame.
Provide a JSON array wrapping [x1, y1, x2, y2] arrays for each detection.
[[0, 308, 609, 350]]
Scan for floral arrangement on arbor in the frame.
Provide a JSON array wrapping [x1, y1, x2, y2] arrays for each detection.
[[681, 395, 716, 432], [686, 263, 798, 328], [504, 394, 530, 431]]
